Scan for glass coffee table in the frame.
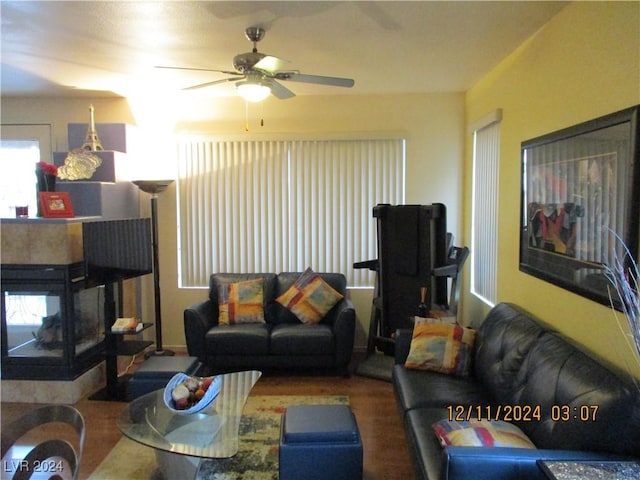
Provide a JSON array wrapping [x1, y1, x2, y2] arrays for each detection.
[[117, 370, 262, 479], [537, 460, 640, 480]]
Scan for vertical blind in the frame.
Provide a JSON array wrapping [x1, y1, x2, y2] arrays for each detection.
[[471, 119, 500, 305], [177, 137, 405, 288]]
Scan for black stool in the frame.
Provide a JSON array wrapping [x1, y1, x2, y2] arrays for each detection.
[[127, 356, 201, 401]]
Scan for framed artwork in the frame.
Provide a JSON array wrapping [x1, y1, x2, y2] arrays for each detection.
[[39, 192, 75, 218], [519, 105, 640, 309]]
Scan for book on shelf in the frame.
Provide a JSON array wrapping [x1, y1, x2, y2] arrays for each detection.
[[111, 317, 143, 333]]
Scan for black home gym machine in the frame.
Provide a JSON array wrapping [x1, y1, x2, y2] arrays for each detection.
[[354, 204, 468, 380]]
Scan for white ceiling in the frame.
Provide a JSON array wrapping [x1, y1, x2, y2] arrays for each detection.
[[1, 1, 568, 99]]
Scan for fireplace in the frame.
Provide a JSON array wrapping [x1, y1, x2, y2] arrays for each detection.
[[1, 263, 105, 380], [1, 217, 152, 382]]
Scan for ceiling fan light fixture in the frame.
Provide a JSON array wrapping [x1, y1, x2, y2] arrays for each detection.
[[236, 81, 271, 102]]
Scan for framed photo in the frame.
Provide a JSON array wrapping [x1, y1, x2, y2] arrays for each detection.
[[519, 105, 640, 309], [39, 192, 75, 218]]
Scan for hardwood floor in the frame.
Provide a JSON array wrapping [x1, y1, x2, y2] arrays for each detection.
[[1, 369, 415, 480]]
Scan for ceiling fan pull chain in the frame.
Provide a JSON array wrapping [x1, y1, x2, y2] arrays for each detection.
[[245, 100, 250, 132]]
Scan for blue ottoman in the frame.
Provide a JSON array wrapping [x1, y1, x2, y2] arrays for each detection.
[[279, 404, 363, 480], [127, 356, 201, 401]]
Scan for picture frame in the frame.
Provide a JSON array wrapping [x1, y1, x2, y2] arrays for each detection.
[[39, 191, 75, 218], [519, 105, 640, 309]]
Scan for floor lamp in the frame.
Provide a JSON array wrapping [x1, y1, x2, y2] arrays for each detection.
[[133, 179, 175, 357]]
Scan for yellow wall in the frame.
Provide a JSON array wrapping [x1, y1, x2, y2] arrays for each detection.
[[462, 1, 640, 379], [1, 92, 465, 352]]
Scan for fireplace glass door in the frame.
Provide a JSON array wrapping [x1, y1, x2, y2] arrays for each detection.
[[1, 264, 105, 380]]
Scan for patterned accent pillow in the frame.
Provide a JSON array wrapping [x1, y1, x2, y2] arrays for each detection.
[[276, 268, 344, 324], [218, 278, 265, 325], [404, 323, 476, 376], [432, 419, 536, 449]]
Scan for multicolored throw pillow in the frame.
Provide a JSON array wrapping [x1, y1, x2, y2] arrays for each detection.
[[276, 268, 344, 324], [218, 278, 265, 325], [432, 419, 536, 449], [404, 323, 476, 376]]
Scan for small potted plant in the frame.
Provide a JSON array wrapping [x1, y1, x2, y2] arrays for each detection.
[[36, 161, 58, 191]]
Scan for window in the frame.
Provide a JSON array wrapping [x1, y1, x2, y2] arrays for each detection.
[[1, 125, 53, 324], [471, 110, 502, 306], [177, 137, 405, 288], [0, 140, 41, 218], [0, 124, 52, 218]]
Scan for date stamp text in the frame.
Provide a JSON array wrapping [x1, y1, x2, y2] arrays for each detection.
[[447, 404, 599, 422]]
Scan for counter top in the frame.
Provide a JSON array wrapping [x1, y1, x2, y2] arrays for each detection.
[[1, 216, 102, 224]]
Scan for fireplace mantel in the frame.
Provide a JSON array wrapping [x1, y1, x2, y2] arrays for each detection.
[[1, 217, 99, 265]]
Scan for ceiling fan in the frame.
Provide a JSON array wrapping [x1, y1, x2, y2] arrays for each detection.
[[157, 27, 355, 101]]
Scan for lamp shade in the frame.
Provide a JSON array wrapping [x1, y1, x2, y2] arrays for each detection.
[[237, 82, 271, 102]]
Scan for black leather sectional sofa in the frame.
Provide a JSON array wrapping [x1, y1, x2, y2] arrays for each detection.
[[393, 302, 640, 480], [184, 272, 356, 375]]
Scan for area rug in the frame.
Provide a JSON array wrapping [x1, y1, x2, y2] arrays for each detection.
[[88, 395, 348, 480]]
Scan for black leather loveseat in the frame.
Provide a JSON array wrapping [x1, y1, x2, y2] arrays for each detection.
[[184, 271, 355, 375], [393, 302, 640, 480]]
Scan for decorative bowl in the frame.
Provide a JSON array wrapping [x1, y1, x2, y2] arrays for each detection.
[[163, 373, 222, 415]]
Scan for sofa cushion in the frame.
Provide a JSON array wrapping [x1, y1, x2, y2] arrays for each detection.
[[405, 322, 476, 376], [432, 419, 536, 449], [473, 303, 545, 401], [404, 407, 451, 480], [270, 323, 335, 356], [276, 268, 344, 324], [393, 364, 495, 412], [217, 277, 265, 325], [205, 323, 270, 355], [508, 332, 640, 456]]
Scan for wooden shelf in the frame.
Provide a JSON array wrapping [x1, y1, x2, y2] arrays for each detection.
[[100, 281, 154, 401], [107, 322, 153, 336]]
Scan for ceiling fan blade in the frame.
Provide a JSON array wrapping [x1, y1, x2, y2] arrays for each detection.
[[183, 77, 244, 91], [155, 65, 242, 76], [275, 72, 354, 88], [269, 79, 296, 100], [253, 55, 290, 74]]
